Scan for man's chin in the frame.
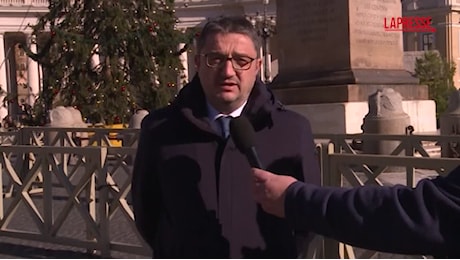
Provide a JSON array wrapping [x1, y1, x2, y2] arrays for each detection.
[[218, 92, 238, 103]]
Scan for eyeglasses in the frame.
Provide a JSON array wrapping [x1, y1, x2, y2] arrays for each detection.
[[201, 53, 256, 70]]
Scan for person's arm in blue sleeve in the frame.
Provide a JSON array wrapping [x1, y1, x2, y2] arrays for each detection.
[[252, 167, 460, 257]]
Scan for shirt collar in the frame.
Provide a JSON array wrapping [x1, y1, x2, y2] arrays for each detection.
[[207, 101, 247, 121]]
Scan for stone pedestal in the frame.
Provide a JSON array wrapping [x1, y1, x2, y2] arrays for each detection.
[[273, 0, 419, 89], [129, 109, 149, 129], [361, 89, 411, 155], [273, 84, 428, 105], [272, 0, 433, 133], [440, 90, 460, 157], [127, 109, 149, 147], [288, 100, 436, 134]]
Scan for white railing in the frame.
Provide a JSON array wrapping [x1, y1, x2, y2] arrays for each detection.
[[0, 145, 152, 257], [316, 151, 459, 259], [0, 127, 149, 257], [1, 128, 460, 258], [313, 133, 459, 259]]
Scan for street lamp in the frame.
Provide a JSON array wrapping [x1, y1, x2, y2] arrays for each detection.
[[249, 0, 276, 84]]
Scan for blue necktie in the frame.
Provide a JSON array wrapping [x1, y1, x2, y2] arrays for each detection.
[[218, 116, 231, 138]]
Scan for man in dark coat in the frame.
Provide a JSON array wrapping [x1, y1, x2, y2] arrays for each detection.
[[131, 16, 321, 258], [252, 167, 460, 258]]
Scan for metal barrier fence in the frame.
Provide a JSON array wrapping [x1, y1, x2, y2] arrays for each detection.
[[313, 134, 459, 258], [1, 127, 460, 258], [0, 145, 151, 257], [0, 127, 149, 257]]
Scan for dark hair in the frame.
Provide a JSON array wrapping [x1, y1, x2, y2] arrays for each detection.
[[196, 15, 261, 57]]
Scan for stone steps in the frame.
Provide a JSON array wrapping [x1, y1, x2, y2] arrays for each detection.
[[415, 141, 441, 158]]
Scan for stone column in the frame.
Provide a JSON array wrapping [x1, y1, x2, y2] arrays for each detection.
[[177, 43, 188, 91], [0, 33, 8, 121], [272, 0, 436, 134], [27, 34, 40, 106], [90, 44, 100, 71]]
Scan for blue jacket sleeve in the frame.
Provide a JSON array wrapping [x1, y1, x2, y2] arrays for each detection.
[[285, 166, 460, 257]]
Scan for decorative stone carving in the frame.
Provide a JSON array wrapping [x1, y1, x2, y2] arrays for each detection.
[[362, 88, 411, 156], [129, 109, 149, 129], [49, 106, 86, 127], [366, 88, 406, 118]]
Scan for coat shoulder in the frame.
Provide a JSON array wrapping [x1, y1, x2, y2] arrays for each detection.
[[272, 107, 313, 130], [140, 106, 176, 130]]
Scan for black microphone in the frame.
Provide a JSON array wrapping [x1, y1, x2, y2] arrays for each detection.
[[229, 116, 263, 169]]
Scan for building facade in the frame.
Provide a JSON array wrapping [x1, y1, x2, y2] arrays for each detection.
[[402, 0, 460, 85]]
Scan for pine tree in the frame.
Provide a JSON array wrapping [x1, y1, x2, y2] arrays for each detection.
[[24, 0, 194, 125], [415, 51, 456, 120]]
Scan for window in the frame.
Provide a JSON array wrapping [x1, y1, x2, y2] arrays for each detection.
[[421, 33, 434, 50]]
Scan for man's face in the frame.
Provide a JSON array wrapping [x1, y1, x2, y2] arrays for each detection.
[[195, 32, 261, 114]]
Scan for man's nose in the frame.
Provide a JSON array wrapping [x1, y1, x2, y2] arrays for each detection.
[[220, 59, 237, 76]]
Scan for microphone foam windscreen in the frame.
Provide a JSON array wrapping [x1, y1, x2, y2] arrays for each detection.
[[229, 116, 256, 152]]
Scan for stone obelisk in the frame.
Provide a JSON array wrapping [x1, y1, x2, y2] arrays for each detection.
[[271, 0, 436, 134]]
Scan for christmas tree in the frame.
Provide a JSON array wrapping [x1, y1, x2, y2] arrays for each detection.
[[24, 0, 194, 125], [415, 51, 456, 121]]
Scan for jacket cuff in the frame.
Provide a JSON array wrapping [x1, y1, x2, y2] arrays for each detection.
[[285, 181, 310, 232]]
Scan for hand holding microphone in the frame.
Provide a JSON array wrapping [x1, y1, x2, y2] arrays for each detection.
[[229, 116, 263, 169], [251, 168, 297, 218], [229, 116, 297, 217]]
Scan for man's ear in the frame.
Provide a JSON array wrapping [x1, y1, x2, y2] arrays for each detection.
[[256, 58, 262, 72]]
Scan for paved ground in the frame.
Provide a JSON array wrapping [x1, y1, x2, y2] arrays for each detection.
[[0, 213, 150, 258], [0, 214, 150, 259]]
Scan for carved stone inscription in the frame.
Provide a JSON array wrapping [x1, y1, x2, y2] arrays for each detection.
[[281, 0, 337, 43], [277, 0, 347, 72], [350, 0, 403, 69], [352, 1, 400, 47], [276, 0, 404, 73]]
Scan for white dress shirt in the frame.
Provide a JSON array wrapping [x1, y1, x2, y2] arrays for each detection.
[[207, 101, 247, 136]]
